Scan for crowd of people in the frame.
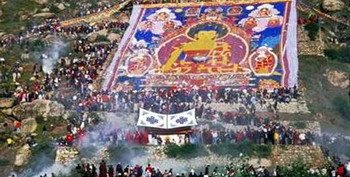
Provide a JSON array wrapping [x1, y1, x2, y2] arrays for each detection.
[[0, 18, 129, 49], [193, 121, 313, 146], [56, 115, 313, 147], [33, 160, 350, 177], [1, 20, 128, 107], [74, 2, 114, 18], [11, 36, 118, 104], [4, 19, 127, 105], [112, 86, 299, 114]]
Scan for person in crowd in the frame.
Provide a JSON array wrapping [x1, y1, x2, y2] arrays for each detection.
[[337, 163, 346, 177], [108, 165, 114, 177], [7, 137, 14, 148], [189, 169, 197, 177], [99, 160, 108, 177]]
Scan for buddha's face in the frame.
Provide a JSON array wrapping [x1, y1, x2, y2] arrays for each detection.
[[245, 17, 257, 28], [259, 8, 271, 17], [156, 12, 169, 21]]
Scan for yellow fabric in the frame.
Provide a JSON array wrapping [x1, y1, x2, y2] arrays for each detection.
[[273, 132, 279, 141], [7, 138, 14, 145]]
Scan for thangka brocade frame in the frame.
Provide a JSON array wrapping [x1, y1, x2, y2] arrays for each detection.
[[103, 0, 298, 90]]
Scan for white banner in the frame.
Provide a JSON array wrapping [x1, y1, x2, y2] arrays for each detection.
[[137, 108, 167, 129], [137, 109, 197, 129], [168, 109, 197, 129]]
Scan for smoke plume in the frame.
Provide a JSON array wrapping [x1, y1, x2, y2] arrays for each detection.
[[41, 39, 68, 74]]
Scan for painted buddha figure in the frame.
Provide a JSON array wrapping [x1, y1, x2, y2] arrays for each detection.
[[155, 11, 170, 21], [161, 30, 225, 73], [258, 7, 272, 18], [244, 17, 258, 29], [157, 22, 249, 74]]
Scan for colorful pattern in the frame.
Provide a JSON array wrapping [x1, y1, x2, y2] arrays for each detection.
[[103, 0, 298, 90]]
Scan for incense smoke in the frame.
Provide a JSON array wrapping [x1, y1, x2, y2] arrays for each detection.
[[41, 39, 68, 74]]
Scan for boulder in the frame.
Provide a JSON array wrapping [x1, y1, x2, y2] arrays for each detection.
[[0, 98, 16, 108], [87, 33, 99, 42], [14, 145, 31, 167], [21, 118, 37, 133], [41, 8, 50, 12], [31, 99, 65, 118], [20, 14, 29, 21], [1, 108, 13, 116], [87, 29, 108, 42], [33, 12, 54, 18], [35, 0, 49, 5], [12, 100, 65, 120], [56, 3, 65, 11], [21, 53, 30, 60], [97, 29, 108, 36], [323, 0, 345, 11], [118, 13, 130, 23], [44, 34, 59, 43], [107, 33, 121, 42], [0, 113, 14, 133], [12, 104, 31, 120]]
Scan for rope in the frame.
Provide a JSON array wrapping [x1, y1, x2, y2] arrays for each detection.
[[297, 1, 350, 27], [60, 0, 132, 27]]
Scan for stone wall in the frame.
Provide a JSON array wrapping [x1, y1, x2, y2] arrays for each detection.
[[271, 145, 327, 168], [207, 99, 310, 114], [298, 27, 325, 56]]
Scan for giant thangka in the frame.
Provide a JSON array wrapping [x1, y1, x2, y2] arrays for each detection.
[[103, 0, 298, 90]]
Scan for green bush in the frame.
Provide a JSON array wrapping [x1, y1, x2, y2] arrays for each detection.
[[35, 115, 45, 124], [209, 141, 272, 158], [164, 143, 208, 159], [290, 121, 307, 129], [332, 96, 350, 120], [0, 158, 10, 166], [49, 5, 61, 14], [0, 0, 40, 33], [107, 144, 146, 163], [324, 47, 350, 63], [304, 22, 319, 41], [27, 39, 46, 52], [253, 144, 272, 158], [95, 35, 109, 42], [31, 141, 55, 158]]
